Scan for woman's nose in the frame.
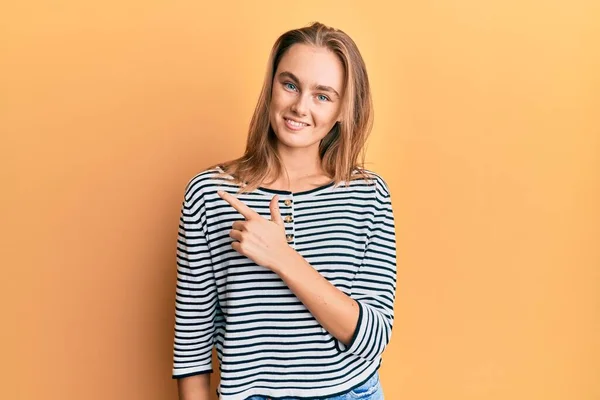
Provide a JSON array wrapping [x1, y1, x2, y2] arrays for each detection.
[[290, 94, 309, 116]]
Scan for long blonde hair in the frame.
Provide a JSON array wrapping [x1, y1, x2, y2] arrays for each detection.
[[212, 22, 374, 193]]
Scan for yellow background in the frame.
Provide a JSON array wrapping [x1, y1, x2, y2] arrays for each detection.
[[2, 1, 599, 399]]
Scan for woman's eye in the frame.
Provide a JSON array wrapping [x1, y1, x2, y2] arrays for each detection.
[[284, 82, 297, 91], [317, 94, 330, 102]]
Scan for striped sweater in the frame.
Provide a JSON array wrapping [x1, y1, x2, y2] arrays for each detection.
[[172, 166, 397, 400]]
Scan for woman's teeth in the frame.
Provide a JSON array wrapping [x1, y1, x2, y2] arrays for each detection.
[[286, 119, 308, 127]]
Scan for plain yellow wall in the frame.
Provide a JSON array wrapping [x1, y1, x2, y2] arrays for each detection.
[[2, 1, 599, 399]]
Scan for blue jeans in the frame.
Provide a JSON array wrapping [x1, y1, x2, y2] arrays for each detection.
[[245, 372, 384, 400]]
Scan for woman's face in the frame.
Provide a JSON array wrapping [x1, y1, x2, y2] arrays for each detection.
[[269, 44, 345, 152]]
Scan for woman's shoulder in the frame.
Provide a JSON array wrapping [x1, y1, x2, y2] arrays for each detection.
[[351, 167, 392, 197], [182, 163, 234, 202]]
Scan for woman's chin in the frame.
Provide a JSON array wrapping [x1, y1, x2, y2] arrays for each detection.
[[274, 136, 317, 150]]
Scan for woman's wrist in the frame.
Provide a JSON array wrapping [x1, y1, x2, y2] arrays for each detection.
[[268, 246, 301, 275]]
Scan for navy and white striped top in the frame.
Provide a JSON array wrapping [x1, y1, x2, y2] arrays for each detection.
[[172, 165, 397, 400]]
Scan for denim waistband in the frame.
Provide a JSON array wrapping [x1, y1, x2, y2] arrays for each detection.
[[244, 371, 381, 400]]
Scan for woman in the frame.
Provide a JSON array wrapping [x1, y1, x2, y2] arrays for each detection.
[[172, 22, 396, 400]]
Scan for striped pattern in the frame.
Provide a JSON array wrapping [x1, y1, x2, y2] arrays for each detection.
[[172, 166, 397, 400]]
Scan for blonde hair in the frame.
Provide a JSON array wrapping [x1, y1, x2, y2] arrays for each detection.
[[212, 22, 374, 193]]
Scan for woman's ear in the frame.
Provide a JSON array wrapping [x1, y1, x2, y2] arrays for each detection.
[[335, 107, 344, 124]]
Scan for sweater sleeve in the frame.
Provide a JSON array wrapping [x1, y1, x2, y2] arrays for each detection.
[[172, 190, 218, 379], [335, 176, 397, 361]]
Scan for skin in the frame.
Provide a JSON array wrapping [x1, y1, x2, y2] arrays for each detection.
[[177, 374, 210, 400], [179, 44, 359, 400]]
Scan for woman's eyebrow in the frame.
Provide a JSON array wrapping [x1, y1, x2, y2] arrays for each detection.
[[278, 71, 300, 83], [277, 71, 340, 98], [315, 84, 340, 99]]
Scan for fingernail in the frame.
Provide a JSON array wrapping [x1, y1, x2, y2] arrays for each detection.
[[217, 190, 224, 196]]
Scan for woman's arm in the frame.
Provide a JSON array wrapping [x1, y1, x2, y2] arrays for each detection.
[[218, 178, 397, 360], [272, 251, 360, 345], [177, 373, 211, 400], [172, 188, 217, 386], [268, 180, 398, 360]]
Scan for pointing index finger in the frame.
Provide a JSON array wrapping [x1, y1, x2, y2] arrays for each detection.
[[217, 190, 258, 220]]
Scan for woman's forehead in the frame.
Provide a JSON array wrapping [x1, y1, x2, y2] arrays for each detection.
[[276, 44, 344, 91]]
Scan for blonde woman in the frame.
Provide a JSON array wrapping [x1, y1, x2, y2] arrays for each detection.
[[172, 22, 397, 400]]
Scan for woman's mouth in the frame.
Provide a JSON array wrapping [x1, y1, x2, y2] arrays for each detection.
[[284, 118, 310, 131]]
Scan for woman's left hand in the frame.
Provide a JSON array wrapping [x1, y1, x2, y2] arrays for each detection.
[[217, 190, 295, 271]]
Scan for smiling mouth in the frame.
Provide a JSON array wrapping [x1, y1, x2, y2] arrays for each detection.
[[284, 118, 310, 129]]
